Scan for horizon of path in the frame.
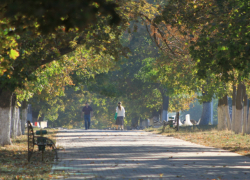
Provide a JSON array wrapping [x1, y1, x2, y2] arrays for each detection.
[[51, 129, 250, 180]]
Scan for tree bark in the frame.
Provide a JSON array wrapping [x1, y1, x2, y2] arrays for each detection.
[[232, 84, 236, 132], [131, 116, 139, 128], [14, 106, 19, 137], [0, 90, 13, 146], [199, 101, 211, 125], [10, 105, 14, 138], [10, 95, 17, 139], [233, 83, 243, 133], [218, 98, 226, 130], [246, 99, 250, 134], [243, 84, 247, 134], [211, 99, 213, 125], [199, 88, 211, 125], [16, 108, 22, 136], [159, 88, 169, 122], [161, 94, 169, 122], [176, 112, 179, 131], [21, 101, 28, 135], [222, 95, 231, 130]]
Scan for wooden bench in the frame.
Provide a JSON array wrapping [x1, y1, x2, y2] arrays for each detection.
[[27, 121, 58, 162]]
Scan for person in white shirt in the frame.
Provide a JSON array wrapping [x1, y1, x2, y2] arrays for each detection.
[[115, 102, 125, 130]]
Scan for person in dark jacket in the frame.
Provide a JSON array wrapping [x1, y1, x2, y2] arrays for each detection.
[[81, 103, 93, 130]]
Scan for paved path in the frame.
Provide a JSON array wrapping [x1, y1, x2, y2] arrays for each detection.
[[52, 129, 250, 180]]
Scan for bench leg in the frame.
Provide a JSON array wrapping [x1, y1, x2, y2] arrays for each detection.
[[44, 137, 58, 161], [42, 150, 44, 161]]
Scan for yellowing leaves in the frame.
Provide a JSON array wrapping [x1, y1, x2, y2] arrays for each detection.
[[9, 49, 19, 59]]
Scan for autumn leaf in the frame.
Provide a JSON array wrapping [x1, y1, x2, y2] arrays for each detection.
[[9, 49, 19, 59]]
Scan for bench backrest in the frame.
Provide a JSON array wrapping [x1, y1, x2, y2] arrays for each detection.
[[36, 130, 47, 135]]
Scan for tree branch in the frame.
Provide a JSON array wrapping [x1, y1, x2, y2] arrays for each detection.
[[140, 13, 177, 56], [36, 36, 85, 70]]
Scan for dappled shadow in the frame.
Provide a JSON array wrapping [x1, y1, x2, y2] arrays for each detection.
[[55, 129, 143, 138], [52, 130, 250, 180], [0, 148, 55, 177], [57, 129, 142, 133]]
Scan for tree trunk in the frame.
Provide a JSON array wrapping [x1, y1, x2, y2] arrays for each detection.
[[176, 112, 179, 131], [159, 89, 169, 122], [10, 105, 14, 138], [150, 110, 160, 126], [222, 95, 231, 130], [16, 108, 22, 136], [246, 99, 250, 134], [14, 106, 19, 136], [243, 84, 247, 134], [11, 95, 17, 139], [0, 90, 13, 146], [218, 98, 226, 130], [21, 101, 28, 135], [199, 101, 211, 125], [131, 116, 139, 128], [232, 84, 236, 132], [233, 83, 243, 133], [210, 99, 213, 124]]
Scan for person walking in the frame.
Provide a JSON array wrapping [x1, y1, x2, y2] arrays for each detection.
[[81, 102, 93, 130], [115, 102, 125, 130]]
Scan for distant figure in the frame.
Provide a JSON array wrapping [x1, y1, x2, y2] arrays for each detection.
[[115, 102, 125, 130], [81, 103, 93, 130]]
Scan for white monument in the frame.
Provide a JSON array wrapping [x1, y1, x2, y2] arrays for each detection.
[[177, 119, 183, 126], [184, 114, 193, 126]]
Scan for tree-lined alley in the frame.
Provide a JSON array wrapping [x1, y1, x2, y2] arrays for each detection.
[[0, 0, 249, 146]]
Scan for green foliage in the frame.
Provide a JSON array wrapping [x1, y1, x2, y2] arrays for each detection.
[[14, 0, 233, 128], [43, 16, 164, 127], [159, 0, 250, 81], [1, 0, 121, 35]]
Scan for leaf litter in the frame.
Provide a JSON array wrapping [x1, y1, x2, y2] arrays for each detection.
[[0, 128, 67, 179]]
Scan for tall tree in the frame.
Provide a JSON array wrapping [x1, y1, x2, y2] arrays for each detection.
[[0, 20, 122, 146], [158, 0, 250, 81]]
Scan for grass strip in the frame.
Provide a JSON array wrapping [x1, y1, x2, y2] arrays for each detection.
[[0, 128, 67, 180], [146, 125, 250, 157]]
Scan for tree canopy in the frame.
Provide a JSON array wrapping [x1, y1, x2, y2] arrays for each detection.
[[1, 0, 250, 135]]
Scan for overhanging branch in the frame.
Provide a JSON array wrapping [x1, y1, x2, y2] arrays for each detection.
[[140, 13, 177, 56]]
